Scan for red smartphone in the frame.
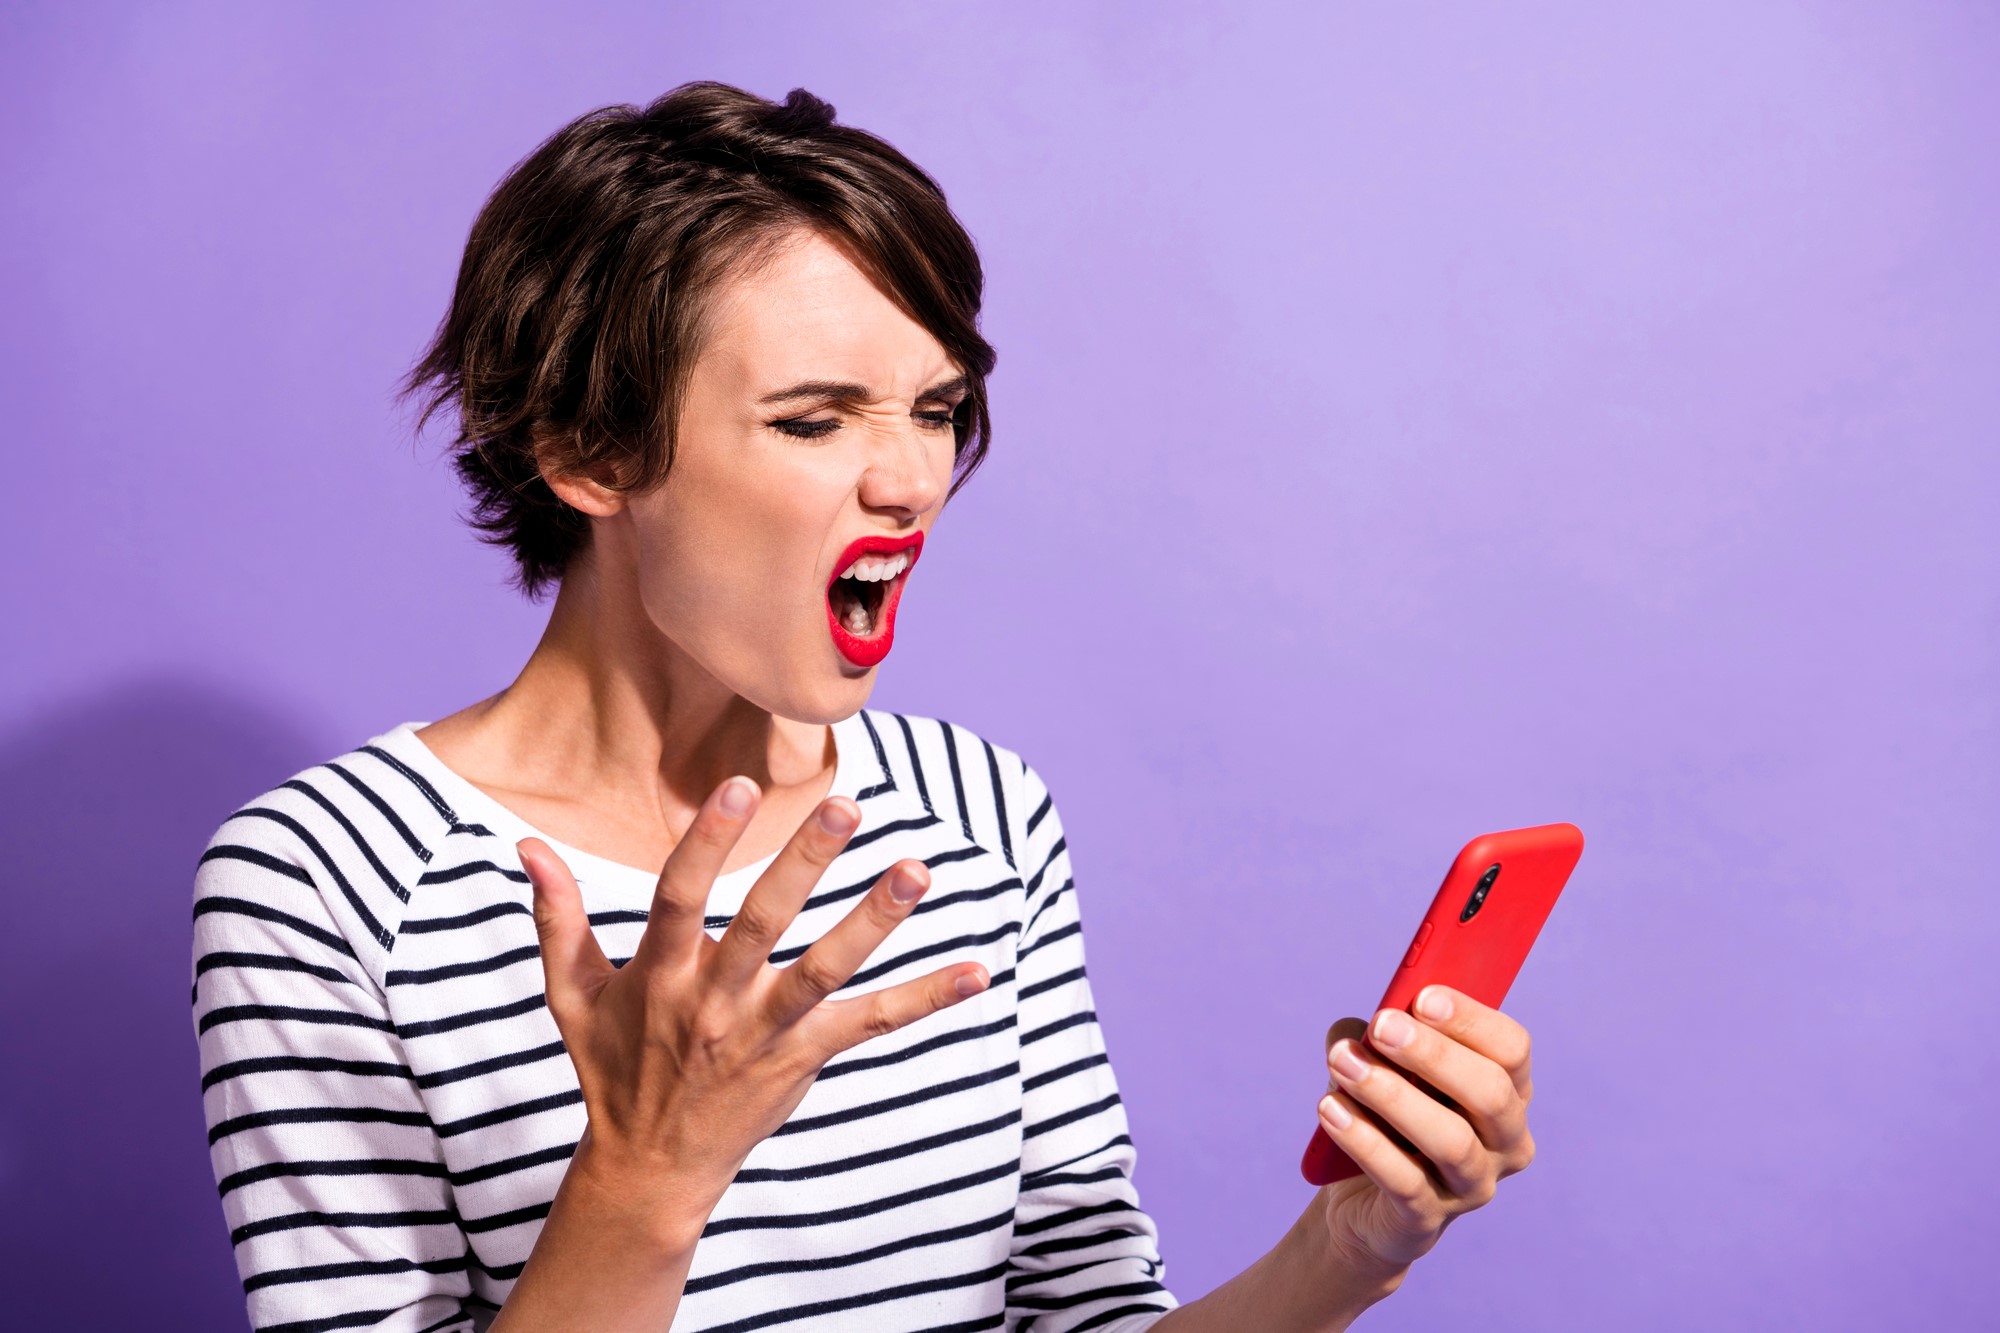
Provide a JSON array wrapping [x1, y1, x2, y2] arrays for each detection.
[[1300, 822, 1584, 1187]]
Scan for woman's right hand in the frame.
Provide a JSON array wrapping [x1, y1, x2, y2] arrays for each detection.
[[516, 775, 990, 1252]]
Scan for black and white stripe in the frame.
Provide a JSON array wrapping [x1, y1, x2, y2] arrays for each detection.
[[191, 708, 1175, 1333]]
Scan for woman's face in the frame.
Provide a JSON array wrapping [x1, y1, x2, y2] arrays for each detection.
[[590, 227, 964, 724]]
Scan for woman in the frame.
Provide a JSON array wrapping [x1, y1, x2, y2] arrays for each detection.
[[191, 83, 1538, 1333]]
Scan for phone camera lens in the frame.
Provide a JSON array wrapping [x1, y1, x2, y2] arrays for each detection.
[[1461, 863, 1501, 922]]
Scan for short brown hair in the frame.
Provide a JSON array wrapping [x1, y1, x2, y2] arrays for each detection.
[[404, 82, 997, 598]]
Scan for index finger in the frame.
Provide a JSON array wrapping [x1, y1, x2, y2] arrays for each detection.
[[631, 775, 761, 971], [1411, 985, 1533, 1100]]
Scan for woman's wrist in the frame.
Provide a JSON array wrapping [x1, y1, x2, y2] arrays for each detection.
[[487, 1129, 710, 1332], [1312, 1213, 1410, 1304], [562, 1126, 715, 1260], [1293, 1197, 1410, 1329], [1153, 1197, 1409, 1333]]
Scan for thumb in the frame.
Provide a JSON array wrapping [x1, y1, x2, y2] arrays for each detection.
[[1326, 1016, 1369, 1048], [518, 837, 614, 1023]]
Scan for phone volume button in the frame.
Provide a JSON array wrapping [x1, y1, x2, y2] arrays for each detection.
[[1400, 921, 1433, 968]]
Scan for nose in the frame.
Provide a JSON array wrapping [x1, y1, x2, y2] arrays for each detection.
[[856, 421, 950, 519]]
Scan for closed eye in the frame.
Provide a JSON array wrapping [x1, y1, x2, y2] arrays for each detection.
[[770, 417, 841, 440], [770, 408, 958, 439]]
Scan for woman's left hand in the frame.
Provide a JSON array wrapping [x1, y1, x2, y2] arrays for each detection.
[[1314, 985, 1537, 1274]]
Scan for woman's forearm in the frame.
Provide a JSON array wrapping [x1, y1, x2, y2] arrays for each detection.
[[1151, 1195, 1408, 1333], [486, 1134, 709, 1332]]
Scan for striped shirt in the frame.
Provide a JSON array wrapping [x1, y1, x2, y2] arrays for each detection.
[[190, 706, 1178, 1333]]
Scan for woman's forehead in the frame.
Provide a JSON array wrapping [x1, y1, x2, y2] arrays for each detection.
[[699, 231, 954, 397]]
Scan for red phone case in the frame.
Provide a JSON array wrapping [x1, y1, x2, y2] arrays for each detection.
[[1300, 822, 1584, 1187]]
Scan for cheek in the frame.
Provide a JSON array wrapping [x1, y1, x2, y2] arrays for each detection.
[[627, 458, 839, 651]]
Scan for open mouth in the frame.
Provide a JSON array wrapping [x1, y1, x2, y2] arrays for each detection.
[[826, 532, 922, 669]]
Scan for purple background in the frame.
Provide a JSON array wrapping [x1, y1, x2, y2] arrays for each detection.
[[4, 3, 1995, 1328]]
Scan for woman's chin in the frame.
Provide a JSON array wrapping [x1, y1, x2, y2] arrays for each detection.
[[749, 660, 875, 727]]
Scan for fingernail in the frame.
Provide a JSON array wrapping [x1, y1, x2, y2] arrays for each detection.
[[818, 800, 859, 835], [890, 863, 927, 903], [718, 778, 756, 818], [1416, 986, 1454, 1022], [1372, 1009, 1416, 1049], [955, 971, 987, 997], [1332, 1039, 1371, 1084], [1319, 1094, 1352, 1130]]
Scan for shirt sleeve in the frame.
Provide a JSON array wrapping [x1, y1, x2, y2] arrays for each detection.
[[192, 817, 478, 1333], [1004, 761, 1178, 1333]]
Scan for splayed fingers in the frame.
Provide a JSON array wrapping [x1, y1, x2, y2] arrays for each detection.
[[707, 795, 864, 990], [631, 775, 764, 973]]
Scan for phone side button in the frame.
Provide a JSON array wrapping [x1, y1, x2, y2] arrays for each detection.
[[1400, 922, 1433, 968]]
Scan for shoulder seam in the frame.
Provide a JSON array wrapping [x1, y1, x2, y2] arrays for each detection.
[[207, 737, 476, 964], [881, 710, 1029, 880]]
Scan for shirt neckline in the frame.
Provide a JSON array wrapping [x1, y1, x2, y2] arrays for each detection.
[[371, 710, 872, 915]]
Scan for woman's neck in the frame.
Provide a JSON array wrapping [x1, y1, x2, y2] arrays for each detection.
[[415, 549, 837, 874]]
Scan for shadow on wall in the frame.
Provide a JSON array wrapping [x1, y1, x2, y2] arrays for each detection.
[[0, 679, 331, 1328]]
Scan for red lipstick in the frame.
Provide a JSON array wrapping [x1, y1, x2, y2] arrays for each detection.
[[826, 530, 923, 669]]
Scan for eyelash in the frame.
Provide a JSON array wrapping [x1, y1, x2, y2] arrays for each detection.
[[770, 408, 958, 440]]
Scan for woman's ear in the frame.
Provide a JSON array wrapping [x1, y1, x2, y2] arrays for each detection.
[[535, 439, 628, 518]]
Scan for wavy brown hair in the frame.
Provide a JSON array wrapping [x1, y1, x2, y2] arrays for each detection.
[[403, 81, 997, 598]]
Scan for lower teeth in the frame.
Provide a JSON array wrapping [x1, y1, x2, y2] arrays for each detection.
[[842, 603, 872, 635]]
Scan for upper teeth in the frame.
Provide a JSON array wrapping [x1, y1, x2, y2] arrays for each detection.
[[839, 551, 911, 582]]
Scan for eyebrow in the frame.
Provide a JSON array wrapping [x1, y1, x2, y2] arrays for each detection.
[[758, 373, 970, 408]]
